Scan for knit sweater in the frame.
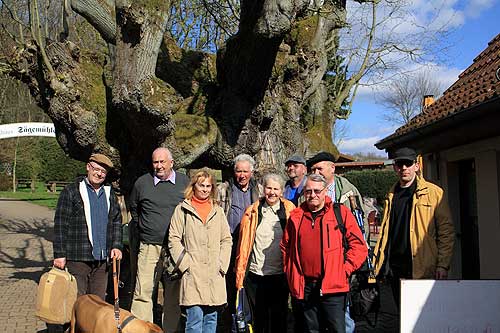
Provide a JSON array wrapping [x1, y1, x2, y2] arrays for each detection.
[[129, 171, 189, 244]]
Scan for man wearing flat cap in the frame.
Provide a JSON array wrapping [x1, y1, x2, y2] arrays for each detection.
[[49, 153, 122, 332], [284, 155, 308, 205], [363, 147, 454, 331], [306, 151, 367, 226]]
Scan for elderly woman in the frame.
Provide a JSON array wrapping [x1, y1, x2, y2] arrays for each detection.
[[168, 168, 232, 333], [235, 173, 296, 333]]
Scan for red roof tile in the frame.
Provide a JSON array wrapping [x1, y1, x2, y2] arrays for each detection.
[[382, 33, 500, 141]]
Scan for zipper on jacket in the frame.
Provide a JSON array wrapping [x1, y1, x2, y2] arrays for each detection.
[[326, 224, 330, 248]]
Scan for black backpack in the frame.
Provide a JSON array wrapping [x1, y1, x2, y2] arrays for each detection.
[[332, 203, 380, 319]]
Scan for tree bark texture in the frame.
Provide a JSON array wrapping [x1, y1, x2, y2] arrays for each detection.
[[7, 0, 349, 191]]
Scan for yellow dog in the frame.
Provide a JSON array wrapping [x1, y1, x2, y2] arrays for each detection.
[[70, 294, 163, 333]]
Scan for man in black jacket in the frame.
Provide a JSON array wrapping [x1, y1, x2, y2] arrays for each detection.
[[49, 153, 122, 332]]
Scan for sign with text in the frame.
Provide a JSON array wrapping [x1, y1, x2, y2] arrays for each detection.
[[401, 279, 500, 332], [0, 122, 56, 139]]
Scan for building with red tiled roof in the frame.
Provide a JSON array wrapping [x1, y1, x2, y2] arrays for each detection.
[[375, 33, 500, 279]]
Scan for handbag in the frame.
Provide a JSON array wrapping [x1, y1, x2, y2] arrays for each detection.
[[35, 267, 78, 324], [155, 209, 187, 283]]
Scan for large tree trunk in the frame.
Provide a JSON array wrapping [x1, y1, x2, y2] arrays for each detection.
[[6, 0, 349, 191]]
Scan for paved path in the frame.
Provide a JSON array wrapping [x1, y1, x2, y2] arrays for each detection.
[[0, 199, 54, 333]]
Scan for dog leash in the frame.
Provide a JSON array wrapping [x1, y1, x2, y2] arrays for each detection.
[[113, 257, 122, 333]]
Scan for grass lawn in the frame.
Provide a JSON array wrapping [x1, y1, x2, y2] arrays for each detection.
[[0, 182, 59, 209]]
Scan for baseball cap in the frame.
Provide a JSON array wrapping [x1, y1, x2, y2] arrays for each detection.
[[392, 147, 417, 161]]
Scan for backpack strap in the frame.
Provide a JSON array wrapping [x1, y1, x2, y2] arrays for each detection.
[[333, 203, 349, 260]]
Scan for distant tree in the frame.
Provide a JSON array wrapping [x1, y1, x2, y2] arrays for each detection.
[[351, 151, 386, 161], [378, 71, 444, 125]]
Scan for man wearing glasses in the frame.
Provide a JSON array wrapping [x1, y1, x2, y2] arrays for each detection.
[[281, 174, 367, 332], [49, 153, 122, 333], [368, 147, 454, 331]]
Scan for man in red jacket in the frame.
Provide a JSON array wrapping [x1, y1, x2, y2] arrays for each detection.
[[281, 174, 367, 332]]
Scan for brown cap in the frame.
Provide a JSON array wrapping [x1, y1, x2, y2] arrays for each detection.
[[89, 153, 113, 169]]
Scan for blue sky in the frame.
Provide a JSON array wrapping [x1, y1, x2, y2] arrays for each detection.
[[337, 0, 500, 157]]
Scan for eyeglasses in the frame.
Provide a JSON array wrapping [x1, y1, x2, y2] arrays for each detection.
[[394, 160, 415, 168], [304, 188, 325, 196], [88, 163, 108, 175]]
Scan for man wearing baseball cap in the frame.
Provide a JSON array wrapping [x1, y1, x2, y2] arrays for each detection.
[[49, 153, 122, 333], [365, 147, 454, 331], [283, 155, 308, 205]]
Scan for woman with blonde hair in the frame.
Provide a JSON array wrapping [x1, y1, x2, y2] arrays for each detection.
[[235, 173, 296, 333], [168, 168, 232, 333]]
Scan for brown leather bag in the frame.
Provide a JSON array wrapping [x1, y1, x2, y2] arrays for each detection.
[[35, 267, 77, 324]]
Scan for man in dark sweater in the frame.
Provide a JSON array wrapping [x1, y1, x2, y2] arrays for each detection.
[[129, 147, 189, 331]]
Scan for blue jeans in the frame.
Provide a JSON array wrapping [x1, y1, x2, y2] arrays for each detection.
[[184, 305, 218, 333], [345, 302, 355, 333]]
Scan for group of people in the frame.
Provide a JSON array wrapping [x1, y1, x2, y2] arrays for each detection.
[[49, 146, 455, 333]]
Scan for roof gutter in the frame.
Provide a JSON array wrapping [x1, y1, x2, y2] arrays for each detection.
[[375, 96, 500, 152]]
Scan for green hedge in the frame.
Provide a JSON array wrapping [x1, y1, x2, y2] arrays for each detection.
[[343, 170, 398, 202]]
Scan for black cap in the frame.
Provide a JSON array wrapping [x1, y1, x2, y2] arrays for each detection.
[[285, 155, 306, 165], [306, 151, 337, 169], [392, 147, 417, 161]]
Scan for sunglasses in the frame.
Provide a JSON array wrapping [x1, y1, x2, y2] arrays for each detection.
[[304, 188, 325, 196], [395, 160, 415, 168]]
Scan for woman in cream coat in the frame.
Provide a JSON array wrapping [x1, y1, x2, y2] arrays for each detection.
[[168, 168, 232, 333]]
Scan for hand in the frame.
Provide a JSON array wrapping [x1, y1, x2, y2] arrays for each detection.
[[53, 257, 66, 269], [110, 249, 122, 260], [435, 267, 448, 280]]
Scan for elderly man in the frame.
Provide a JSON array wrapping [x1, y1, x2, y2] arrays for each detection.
[[361, 147, 455, 332], [49, 153, 122, 333], [281, 174, 367, 332], [217, 153, 263, 332], [283, 155, 308, 206], [306, 151, 368, 332], [129, 147, 189, 331]]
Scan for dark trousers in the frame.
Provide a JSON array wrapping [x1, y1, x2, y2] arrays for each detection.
[[292, 281, 347, 333], [217, 266, 236, 332], [244, 272, 289, 333], [47, 260, 108, 333]]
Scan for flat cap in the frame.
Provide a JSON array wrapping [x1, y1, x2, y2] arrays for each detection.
[[392, 147, 417, 161], [306, 151, 337, 169], [285, 155, 306, 165], [89, 153, 114, 169]]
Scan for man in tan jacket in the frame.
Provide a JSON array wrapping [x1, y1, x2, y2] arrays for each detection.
[[365, 147, 455, 332]]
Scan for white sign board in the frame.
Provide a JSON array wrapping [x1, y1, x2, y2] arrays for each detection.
[[401, 280, 500, 332], [0, 122, 55, 139]]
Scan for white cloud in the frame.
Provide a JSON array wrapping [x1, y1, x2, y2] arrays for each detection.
[[338, 136, 386, 156], [359, 63, 463, 98], [464, 0, 495, 18]]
